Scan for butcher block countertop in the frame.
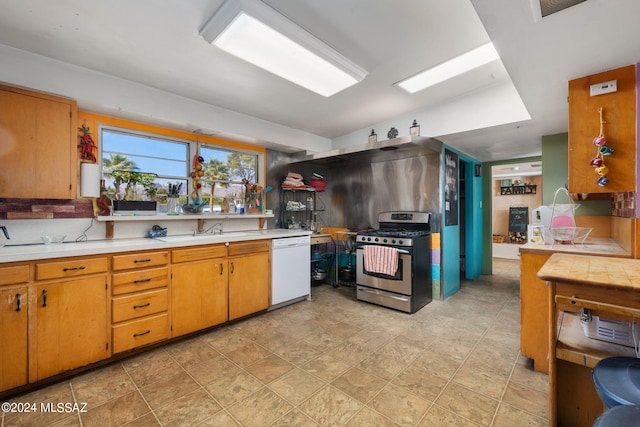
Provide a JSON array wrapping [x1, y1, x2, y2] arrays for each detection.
[[519, 237, 631, 258], [537, 253, 640, 290]]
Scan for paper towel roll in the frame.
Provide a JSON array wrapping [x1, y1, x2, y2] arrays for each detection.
[[80, 163, 100, 197]]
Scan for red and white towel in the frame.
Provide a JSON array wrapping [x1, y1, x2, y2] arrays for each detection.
[[363, 245, 399, 276]]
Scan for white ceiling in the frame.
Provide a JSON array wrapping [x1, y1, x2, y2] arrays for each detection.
[[0, 0, 639, 162]]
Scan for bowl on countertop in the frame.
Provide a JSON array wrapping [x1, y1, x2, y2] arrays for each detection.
[[41, 235, 66, 245]]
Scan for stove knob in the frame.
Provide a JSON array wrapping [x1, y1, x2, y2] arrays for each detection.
[[383, 238, 388, 243], [374, 238, 379, 242], [367, 237, 371, 242], [398, 240, 404, 245], [391, 239, 396, 244]]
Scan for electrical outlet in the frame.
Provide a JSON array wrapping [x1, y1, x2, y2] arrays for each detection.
[[590, 80, 617, 96]]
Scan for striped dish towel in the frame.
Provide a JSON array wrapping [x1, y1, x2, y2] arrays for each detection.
[[363, 245, 399, 276]]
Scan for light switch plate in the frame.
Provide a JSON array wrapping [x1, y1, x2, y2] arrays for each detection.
[[590, 80, 617, 96]]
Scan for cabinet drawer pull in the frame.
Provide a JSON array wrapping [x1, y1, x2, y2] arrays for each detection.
[[231, 262, 234, 274], [63, 265, 86, 272], [134, 278, 151, 284], [16, 293, 22, 312], [133, 330, 151, 337], [219, 263, 224, 275], [134, 259, 152, 264], [42, 289, 47, 307], [133, 302, 151, 309]]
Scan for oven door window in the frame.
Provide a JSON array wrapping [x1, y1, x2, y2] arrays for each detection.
[[362, 258, 403, 280]]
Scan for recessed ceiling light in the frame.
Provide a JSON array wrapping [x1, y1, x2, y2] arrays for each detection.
[[199, 0, 367, 97], [395, 42, 500, 94]]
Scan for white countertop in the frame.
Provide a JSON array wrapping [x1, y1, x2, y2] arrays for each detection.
[[0, 229, 312, 263]]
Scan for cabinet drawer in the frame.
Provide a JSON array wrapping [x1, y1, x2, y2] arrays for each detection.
[[228, 240, 271, 256], [172, 245, 226, 263], [0, 265, 29, 285], [112, 251, 168, 271], [112, 267, 168, 295], [112, 312, 169, 354], [36, 257, 108, 281], [112, 289, 168, 323]]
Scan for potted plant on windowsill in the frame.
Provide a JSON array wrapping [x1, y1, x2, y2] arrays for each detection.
[[110, 170, 158, 214]]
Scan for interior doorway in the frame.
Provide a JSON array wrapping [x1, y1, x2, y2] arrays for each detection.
[[491, 161, 542, 260]]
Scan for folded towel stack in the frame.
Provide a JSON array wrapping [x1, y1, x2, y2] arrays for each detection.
[[282, 172, 306, 189]]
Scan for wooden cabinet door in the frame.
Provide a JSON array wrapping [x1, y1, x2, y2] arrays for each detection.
[[520, 252, 551, 374], [171, 258, 228, 337], [0, 85, 77, 199], [228, 253, 270, 321], [35, 276, 109, 380], [0, 286, 28, 391], [568, 65, 636, 194]]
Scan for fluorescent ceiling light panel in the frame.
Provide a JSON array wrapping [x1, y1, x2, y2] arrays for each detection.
[[200, 0, 367, 97], [396, 42, 500, 94]]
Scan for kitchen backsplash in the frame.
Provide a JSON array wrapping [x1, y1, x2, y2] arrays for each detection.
[[0, 198, 94, 220]]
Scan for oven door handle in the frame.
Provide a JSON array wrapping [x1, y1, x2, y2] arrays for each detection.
[[357, 247, 410, 255]]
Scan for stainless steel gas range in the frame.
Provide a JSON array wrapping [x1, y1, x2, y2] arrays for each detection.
[[356, 211, 432, 313]]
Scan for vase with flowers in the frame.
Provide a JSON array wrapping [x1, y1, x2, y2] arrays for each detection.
[[243, 179, 263, 214]]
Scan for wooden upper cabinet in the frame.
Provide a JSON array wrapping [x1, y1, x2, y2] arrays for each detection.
[[0, 84, 77, 199], [568, 65, 636, 194]]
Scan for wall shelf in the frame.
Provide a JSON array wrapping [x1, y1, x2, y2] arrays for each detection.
[[96, 213, 274, 238], [500, 185, 537, 195]]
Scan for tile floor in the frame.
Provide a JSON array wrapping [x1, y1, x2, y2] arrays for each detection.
[[2, 258, 549, 426]]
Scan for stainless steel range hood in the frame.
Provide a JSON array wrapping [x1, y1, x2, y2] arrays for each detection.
[[292, 135, 443, 166]]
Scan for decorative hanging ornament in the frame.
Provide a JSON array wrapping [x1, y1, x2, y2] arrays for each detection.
[[588, 107, 612, 186]]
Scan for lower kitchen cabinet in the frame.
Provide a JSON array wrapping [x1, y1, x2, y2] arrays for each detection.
[[228, 240, 271, 320], [171, 245, 228, 336], [35, 275, 109, 380], [0, 286, 28, 391], [0, 265, 29, 392]]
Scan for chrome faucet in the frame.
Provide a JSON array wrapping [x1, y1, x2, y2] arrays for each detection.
[[201, 222, 223, 235], [0, 226, 9, 240]]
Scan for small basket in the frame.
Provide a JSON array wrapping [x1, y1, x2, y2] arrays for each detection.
[[492, 234, 506, 243], [548, 188, 591, 245]]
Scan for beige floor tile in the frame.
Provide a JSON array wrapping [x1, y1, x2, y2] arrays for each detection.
[[164, 337, 221, 368], [419, 404, 483, 426], [273, 340, 325, 365], [358, 350, 407, 381], [268, 368, 327, 405], [183, 351, 237, 385], [224, 341, 272, 367], [121, 412, 162, 426], [270, 409, 321, 426], [204, 366, 263, 407], [331, 367, 388, 403], [492, 402, 547, 427], [154, 388, 222, 426], [411, 349, 463, 380], [326, 341, 371, 365], [227, 387, 293, 427], [368, 383, 431, 426], [392, 364, 448, 402], [244, 353, 295, 383], [122, 348, 184, 389], [452, 362, 509, 400], [79, 390, 150, 426], [509, 359, 549, 394], [71, 363, 136, 407], [139, 371, 200, 410], [298, 385, 363, 426], [501, 382, 549, 420], [197, 410, 241, 426], [301, 352, 353, 382], [435, 382, 500, 427], [344, 407, 401, 426]]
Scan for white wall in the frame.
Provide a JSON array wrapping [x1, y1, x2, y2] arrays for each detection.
[[0, 44, 331, 154]]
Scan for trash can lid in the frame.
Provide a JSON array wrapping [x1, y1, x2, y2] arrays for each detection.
[[593, 357, 640, 408], [593, 404, 640, 427]]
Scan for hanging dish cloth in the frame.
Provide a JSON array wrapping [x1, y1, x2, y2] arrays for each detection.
[[363, 245, 399, 276]]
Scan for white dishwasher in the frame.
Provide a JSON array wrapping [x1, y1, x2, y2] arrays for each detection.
[[271, 235, 311, 308]]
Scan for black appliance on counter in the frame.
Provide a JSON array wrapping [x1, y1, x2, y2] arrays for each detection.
[[356, 211, 432, 313]]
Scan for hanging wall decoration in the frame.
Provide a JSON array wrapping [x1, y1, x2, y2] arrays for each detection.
[[77, 123, 97, 163], [590, 107, 613, 186]]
